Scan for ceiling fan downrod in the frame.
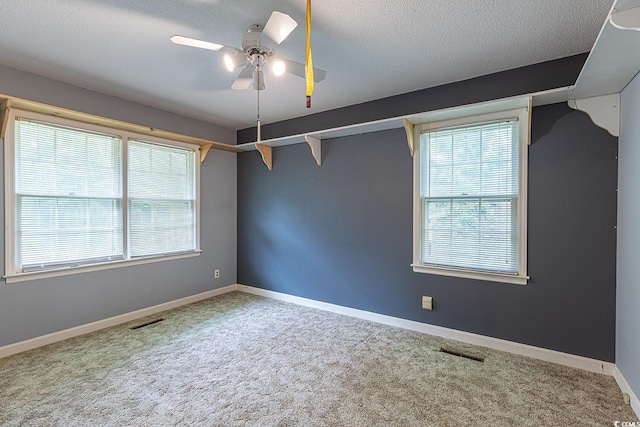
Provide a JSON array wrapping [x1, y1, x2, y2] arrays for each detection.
[[256, 64, 262, 143]]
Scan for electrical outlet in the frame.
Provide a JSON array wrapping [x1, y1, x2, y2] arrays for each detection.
[[422, 296, 433, 311], [214, 269, 220, 279]]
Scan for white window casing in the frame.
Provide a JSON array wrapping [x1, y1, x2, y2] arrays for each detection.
[[412, 106, 529, 285], [4, 109, 201, 283]]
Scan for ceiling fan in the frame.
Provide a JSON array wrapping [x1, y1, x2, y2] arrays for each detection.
[[170, 11, 326, 91]]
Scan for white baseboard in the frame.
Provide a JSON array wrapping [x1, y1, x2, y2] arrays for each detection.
[[1, 282, 618, 380], [614, 366, 640, 419], [237, 284, 615, 376], [0, 284, 239, 359], [2, 282, 634, 417]]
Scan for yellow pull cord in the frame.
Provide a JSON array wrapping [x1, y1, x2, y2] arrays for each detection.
[[305, 0, 314, 108]]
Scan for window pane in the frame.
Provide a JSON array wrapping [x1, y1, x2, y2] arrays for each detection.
[[9, 117, 200, 276], [128, 140, 196, 257], [420, 118, 520, 275], [129, 141, 194, 200], [422, 198, 517, 273], [18, 196, 123, 267], [16, 120, 122, 198], [421, 120, 518, 198], [14, 120, 123, 270], [129, 200, 195, 257]]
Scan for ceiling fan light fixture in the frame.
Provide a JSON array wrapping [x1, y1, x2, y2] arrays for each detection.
[[272, 59, 286, 76]]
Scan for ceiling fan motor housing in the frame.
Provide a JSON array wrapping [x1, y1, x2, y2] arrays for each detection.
[[242, 25, 262, 48], [242, 25, 273, 62]]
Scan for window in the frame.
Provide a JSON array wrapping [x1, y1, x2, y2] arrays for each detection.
[[413, 107, 528, 285], [4, 110, 200, 282], [128, 140, 197, 257]]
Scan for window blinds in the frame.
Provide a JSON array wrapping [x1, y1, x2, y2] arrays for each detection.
[[128, 140, 196, 257], [15, 119, 123, 269], [13, 119, 198, 272], [420, 119, 519, 274]]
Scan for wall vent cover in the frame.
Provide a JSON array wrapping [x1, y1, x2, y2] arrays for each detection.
[[439, 347, 485, 362], [130, 318, 165, 330]]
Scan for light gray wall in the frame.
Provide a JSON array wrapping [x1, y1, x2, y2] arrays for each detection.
[[617, 72, 640, 400], [0, 65, 237, 347]]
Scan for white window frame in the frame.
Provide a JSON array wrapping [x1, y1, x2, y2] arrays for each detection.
[[412, 106, 529, 285], [4, 109, 201, 284]]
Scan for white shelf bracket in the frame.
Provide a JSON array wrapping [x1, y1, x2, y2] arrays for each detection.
[[403, 118, 415, 157], [568, 93, 620, 137], [304, 135, 322, 165], [610, 6, 640, 31]]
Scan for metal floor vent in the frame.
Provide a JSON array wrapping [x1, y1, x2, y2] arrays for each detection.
[[130, 318, 165, 330], [439, 347, 485, 362]]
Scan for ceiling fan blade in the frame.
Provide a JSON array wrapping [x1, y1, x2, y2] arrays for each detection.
[[231, 66, 254, 90], [259, 11, 298, 45], [170, 35, 240, 53], [170, 35, 223, 51], [277, 58, 326, 82]]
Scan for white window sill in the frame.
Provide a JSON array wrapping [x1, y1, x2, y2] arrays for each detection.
[[4, 251, 202, 284], [412, 264, 528, 285]]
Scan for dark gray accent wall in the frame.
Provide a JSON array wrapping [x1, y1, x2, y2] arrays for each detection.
[[238, 53, 588, 144], [0, 65, 237, 348], [237, 103, 618, 361], [617, 72, 640, 397]]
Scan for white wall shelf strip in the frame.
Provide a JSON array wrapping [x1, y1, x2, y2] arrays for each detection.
[[0, 95, 242, 164], [236, 86, 572, 169], [570, 0, 640, 100], [610, 5, 640, 31], [568, 0, 640, 136]]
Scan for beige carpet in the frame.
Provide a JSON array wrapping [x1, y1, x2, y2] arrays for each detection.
[[0, 291, 637, 426]]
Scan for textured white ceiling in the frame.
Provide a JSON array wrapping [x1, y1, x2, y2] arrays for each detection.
[[0, 0, 614, 130]]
